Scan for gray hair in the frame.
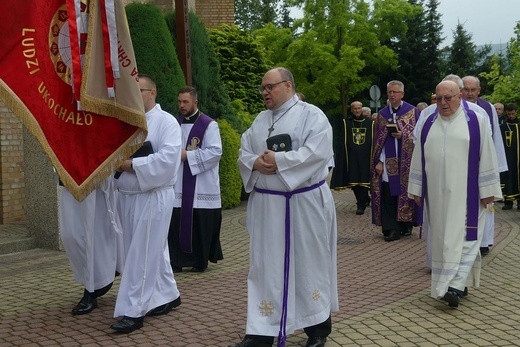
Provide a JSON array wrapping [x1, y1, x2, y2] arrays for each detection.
[[442, 74, 463, 89], [274, 67, 296, 92], [387, 80, 404, 91]]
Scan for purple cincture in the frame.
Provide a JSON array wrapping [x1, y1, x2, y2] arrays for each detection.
[[254, 180, 326, 347]]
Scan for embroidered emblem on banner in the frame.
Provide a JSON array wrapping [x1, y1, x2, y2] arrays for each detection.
[[259, 300, 274, 316], [187, 137, 201, 151], [352, 128, 366, 145], [386, 157, 399, 176]]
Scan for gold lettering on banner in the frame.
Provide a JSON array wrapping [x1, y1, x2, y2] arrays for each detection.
[[21, 28, 40, 75], [37, 81, 93, 126]]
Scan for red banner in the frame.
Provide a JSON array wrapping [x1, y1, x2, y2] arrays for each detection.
[[0, 0, 147, 201]]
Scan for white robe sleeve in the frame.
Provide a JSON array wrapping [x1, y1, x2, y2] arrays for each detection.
[[186, 121, 222, 176], [133, 115, 182, 192]]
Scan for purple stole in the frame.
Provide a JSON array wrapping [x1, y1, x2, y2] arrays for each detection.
[[379, 103, 416, 196], [253, 180, 326, 347], [477, 98, 494, 133], [177, 113, 213, 253], [420, 106, 480, 241]]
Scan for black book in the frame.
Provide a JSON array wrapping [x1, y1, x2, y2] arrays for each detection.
[[386, 124, 400, 134], [266, 133, 292, 152], [114, 141, 154, 179]]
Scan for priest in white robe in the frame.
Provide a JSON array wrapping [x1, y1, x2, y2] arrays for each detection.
[[111, 75, 182, 333], [408, 81, 501, 309], [59, 177, 122, 315], [232, 67, 338, 347]]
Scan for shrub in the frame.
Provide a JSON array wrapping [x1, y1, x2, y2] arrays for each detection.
[[125, 3, 185, 114], [217, 119, 242, 209]]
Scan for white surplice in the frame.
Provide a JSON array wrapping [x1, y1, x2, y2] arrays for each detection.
[[114, 104, 182, 318], [415, 102, 507, 267], [408, 106, 501, 298], [59, 178, 121, 293], [238, 95, 338, 337], [173, 117, 222, 209]]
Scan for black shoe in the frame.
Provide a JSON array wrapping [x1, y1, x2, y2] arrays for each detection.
[[111, 316, 144, 333], [172, 266, 183, 273], [72, 292, 97, 315], [228, 337, 273, 347], [400, 227, 412, 236], [443, 290, 460, 308], [355, 207, 365, 215], [190, 267, 206, 273], [384, 230, 400, 242], [480, 247, 490, 256], [462, 287, 468, 297], [146, 296, 181, 316], [306, 337, 327, 347], [502, 205, 512, 210]]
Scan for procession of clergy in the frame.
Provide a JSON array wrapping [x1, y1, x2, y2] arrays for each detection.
[[331, 73, 511, 309], [57, 68, 516, 347]]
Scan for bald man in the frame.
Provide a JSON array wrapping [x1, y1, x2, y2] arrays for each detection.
[[408, 80, 501, 309]]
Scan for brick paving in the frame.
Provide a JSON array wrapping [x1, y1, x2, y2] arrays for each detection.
[[1, 189, 519, 346]]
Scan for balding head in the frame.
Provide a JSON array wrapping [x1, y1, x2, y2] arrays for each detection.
[[435, 80, 461, 117]]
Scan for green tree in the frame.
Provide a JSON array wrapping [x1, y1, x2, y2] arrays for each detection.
[[125, 3, 185, 114], [208, 25, 270, 118], [164, 11, 244, 131], [235, 0, 293, 31], [441, 21, 492, 79], [388, 0, 443, 104], [482, 22, 520, 105], [284, 0, 416, 118]]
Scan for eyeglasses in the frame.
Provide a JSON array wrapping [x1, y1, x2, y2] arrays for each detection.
[[387, 90, 403, 95], [140, 88, 153, 92], [258, 80, 287, 93], [435, 94, 459, 103]]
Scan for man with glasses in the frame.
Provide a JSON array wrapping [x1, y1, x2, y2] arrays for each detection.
[[233, 67, 338, 347], [371, 80, 419, 242], [408, 80, 501, 308], [462, 75, 507, 256]]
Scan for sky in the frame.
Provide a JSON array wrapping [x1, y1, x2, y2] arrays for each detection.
[[438, 0, 518, 47], [290, 0, 518, 48]]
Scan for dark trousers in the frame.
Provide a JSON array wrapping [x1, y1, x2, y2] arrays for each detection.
[[352, 186, 370, 208], [245, 315, 332, 344], [381, 182, 412, 234]]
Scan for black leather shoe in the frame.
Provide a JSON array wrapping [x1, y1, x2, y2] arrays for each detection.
[[172, 266, 183, 273], [72, 293, 97, 315], [306, 337, 327, 347], [384, 230, 400, 241], [443, 290, 460, 308], [355, 207, 365, 215], [228, 337, 273, 347], [462, 287, 468, 297], [480, 247, 490, 256], [111, 316, 144, 333], [502, 204, 512, 210], [146, 296, 181, 316]]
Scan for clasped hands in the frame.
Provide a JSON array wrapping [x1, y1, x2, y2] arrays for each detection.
[[253, 150, 277, 175]]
